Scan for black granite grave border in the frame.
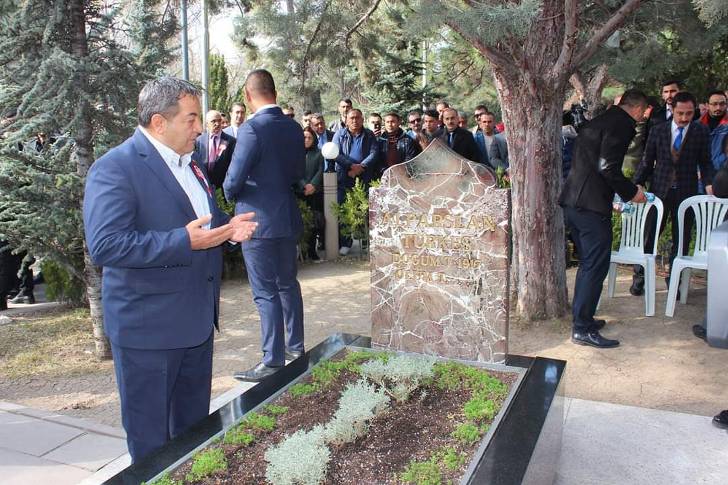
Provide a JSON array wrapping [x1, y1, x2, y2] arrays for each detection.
[[104, 333, 565, 485]]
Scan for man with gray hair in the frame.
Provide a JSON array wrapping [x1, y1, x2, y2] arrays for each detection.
[[195, 109, 236, 189], [83, 77, 258, 462]]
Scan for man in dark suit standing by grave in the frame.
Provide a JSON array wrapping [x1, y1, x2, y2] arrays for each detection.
[[631, 91, 714, 295], [83, 77, 258, 462], [439, 108, 479, 162], [224, 69, 306, 381], [560, 89, 649, 349], [195, 110, 236, 190]]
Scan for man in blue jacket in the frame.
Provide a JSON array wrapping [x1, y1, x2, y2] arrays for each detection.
[[331, 108, 378, 255], [224, 70, 306, 381], [83, 77, 257, 463]]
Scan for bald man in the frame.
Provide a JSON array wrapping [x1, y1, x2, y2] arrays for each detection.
[[195, 109, 236, 189]]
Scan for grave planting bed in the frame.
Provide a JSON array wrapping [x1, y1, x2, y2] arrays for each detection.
[[107, 334, 565, 485]]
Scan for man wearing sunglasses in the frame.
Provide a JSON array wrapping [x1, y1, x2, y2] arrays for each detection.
[[406, 110, 422, 140]]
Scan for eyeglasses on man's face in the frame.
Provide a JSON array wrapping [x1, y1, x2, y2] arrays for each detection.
[[408, 118, 421, 124]]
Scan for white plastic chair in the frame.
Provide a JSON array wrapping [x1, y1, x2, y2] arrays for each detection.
[[666, 195, 728, 317], [607, 197, 664, 316]]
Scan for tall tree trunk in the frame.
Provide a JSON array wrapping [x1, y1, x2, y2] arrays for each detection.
[[69, 0, 111, 359], [495, 75, 569, 320]]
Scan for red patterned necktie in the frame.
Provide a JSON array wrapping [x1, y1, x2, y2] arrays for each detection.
[[190, 162, 212, 198], [208, 135, 218, 171]]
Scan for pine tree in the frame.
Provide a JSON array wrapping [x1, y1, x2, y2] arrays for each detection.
[[0, 0, 176, 358], [209, 53, 231, 112]]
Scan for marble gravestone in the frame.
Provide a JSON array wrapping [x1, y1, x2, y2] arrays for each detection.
[[369, 139, 511, 363]]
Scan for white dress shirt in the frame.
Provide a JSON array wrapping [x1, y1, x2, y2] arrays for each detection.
[[247, 104, 279, 119], [139, 126, 211, 227]]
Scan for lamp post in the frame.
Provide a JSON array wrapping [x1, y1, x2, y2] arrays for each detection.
[[200, 0, 209, 114], [181, 0, 189, 80]]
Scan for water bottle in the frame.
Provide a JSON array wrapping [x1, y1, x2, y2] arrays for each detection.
[[613, 195, 634, 214]]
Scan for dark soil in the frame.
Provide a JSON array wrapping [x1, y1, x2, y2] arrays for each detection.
[[171, 351, 518, 485]]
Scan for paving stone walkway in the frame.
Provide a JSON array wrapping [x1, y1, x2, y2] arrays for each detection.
[[0, 401, 127, 485]]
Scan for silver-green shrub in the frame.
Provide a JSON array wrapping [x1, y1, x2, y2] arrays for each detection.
[[323, 379, 391, 445], [359, 354, 437, 402], [264, 425, 330, 485]]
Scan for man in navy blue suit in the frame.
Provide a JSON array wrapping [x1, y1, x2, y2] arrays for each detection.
[[83, 77, 258, 463], [224, 69, 306, 381]]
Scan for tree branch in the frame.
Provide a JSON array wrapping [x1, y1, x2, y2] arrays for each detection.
[[345, 0, 383, 48], [570, 0, 642, 71], [569, 71, 586, 98], [299, 1, 331, 94], [550, 0, 579, 81], [444, 19, 517, 77]]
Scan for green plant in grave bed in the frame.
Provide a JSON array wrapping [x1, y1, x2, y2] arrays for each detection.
[[452, 422, 482, 445], [241, 412, 276, 432], [311, 360, 343, 387], [438, 447, 467, 471], [400, 456, 443, 485], [185, 448, 227, 482], [290, 382, 317, 397], [463, 393, 498, 423], [141, 473, 180, 485], [223, 426, 255, 446], [264, 404, 289, 416]]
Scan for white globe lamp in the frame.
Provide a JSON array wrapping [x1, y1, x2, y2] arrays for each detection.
[[321, 142, 339, 160]]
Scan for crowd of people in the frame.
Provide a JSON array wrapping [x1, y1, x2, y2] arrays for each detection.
[[560, 82, 728, 430], [201, 96, 511, 258]]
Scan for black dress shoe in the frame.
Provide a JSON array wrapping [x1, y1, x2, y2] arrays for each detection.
[[285, 349, 304, 360], [629, 283, 644, 296], [692, 324, 707, 342], [233, 362, 282, 382], [572, 330, 620, 348], [713, 410, 728, 429], [591, 319, 606, 331]]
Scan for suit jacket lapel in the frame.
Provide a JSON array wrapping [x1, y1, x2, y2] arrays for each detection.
[[132, 128, 197, 220]]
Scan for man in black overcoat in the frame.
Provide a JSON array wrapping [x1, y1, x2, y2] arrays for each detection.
[[559, 89, 649, 348]]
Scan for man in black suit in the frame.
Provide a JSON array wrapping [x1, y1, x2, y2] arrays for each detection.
[[631, 91, 714, 295], [438, 108, 479, 162], [560, 89, 649, 348], [195, 110, 236, 189]]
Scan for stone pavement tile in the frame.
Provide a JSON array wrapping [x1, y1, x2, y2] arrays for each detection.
[[0, 447, 90, 485], [556, 399, 728, 485], [2, 403, 126, 439], [44, 432, 127, 472], [0, 410, 83, 456]]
